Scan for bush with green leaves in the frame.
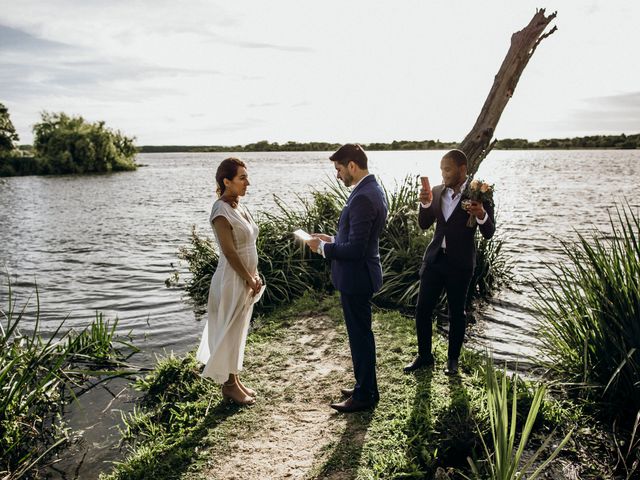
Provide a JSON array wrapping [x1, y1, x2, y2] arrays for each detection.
[[29, 112, 137, 175], [172, 176, 511, 314]]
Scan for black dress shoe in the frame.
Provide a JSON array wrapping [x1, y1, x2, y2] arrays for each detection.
[[444, 359, 459, 376], [330, 396, 375, 413], [403, 355, 435, 373]]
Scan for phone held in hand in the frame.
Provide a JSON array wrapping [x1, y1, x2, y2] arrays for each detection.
[[420, 176, 430, 191]]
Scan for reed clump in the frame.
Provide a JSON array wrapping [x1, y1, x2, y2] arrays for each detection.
[[534, 204, 640, 420], [534, 203, 640, 475], [0, 282, 139, 479], [171, 176, 511, 313]]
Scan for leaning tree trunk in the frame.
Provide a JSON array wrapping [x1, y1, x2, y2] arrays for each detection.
[[461, 8, 557, 175]]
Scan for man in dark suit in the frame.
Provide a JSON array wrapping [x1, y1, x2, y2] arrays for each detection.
[[404, 149, 495, 375], [307, 143, 388, 412]]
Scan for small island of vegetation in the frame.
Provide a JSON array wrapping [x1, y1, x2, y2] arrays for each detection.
[[0, 102, 137, 177]]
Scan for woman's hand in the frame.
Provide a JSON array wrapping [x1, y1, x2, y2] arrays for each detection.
[[248, 274, 262, 296]]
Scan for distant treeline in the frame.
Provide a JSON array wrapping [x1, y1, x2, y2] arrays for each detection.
[[495, 133, 639, 150], [138, 140, 456, 153], [138, 134, 639, 153]]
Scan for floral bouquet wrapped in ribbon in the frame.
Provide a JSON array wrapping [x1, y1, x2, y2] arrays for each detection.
[[462, 179, 494, 227]]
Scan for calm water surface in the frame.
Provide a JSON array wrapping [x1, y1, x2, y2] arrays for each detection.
[[1, 150, 638, 477]]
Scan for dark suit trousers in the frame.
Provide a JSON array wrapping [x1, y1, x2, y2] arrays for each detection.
[[416, 250, 473, 362], [340, 292, 379, 403]]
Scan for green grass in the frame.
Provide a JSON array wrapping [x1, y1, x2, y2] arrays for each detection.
[[105, 293, 575, 480]]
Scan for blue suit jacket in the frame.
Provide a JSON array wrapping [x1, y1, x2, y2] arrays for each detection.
[[324, 175, 388, 295]]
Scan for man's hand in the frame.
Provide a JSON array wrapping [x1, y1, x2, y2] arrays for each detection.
[[419, 188, 433, 205], [311, 233, 332, 243], [466, 200, 486, 219], [306, 237, 322, 253]]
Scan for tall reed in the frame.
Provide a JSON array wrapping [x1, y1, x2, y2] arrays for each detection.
[[533, 203, 640, 422], [466, 358, 572, 480], [171, 176, 511, 313], [0, 281, 139, 479]]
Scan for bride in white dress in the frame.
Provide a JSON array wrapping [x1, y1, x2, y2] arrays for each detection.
[[196, 157, 262, 406]]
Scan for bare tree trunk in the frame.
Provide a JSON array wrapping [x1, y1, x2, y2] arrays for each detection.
[[461, 9, 558, 175]]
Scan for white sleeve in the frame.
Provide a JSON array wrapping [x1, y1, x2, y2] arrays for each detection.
[[476, 211, 489, 225], [210, 201, 230, 225]]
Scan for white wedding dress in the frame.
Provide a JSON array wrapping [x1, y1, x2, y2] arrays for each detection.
[[196, 199, 260, 383]]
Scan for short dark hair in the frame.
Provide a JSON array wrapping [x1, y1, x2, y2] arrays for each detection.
[[443, 149, 468, 168], [330, 143, 368, 169], [215, 157, 246, 196]]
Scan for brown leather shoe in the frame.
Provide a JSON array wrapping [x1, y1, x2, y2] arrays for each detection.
[[221, 383, 255, 406], [341, 388, 380, 402], [237, 379, 257, 398], [340, 388, 354, 397], [330, 396, 375, 413]]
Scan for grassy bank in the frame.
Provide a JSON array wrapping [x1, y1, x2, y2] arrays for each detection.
[[0, 282, 140, 479], [103, 292, 598, 480]]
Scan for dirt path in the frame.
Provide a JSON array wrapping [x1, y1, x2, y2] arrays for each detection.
[[204, 313, 361, 480]]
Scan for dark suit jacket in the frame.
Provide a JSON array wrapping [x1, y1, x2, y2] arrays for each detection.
[[419, 183, 495, 274], [324, 175, 388, 295]]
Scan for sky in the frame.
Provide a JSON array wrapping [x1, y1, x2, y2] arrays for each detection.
[[1, 0, 638, 146]]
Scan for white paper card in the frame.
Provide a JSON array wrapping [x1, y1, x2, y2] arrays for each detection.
[[293, 229, 312, 242]]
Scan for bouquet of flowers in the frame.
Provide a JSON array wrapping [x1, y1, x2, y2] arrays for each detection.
[[462, 178, 494, 227]]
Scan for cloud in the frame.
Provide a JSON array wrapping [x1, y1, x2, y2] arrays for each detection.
[[0, 23, 221, 102], [199, 117, 267, 133], [247, 102, 279, 108], [0, 24, 71, 51], [215, 36, 313, 53], [567, 91, 640, 133]]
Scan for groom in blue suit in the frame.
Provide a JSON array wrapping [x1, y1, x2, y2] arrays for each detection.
[[307, 143, 388, 412]]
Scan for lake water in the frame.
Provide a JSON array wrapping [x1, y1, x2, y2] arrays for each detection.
[[1, 149, 639, 477]]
